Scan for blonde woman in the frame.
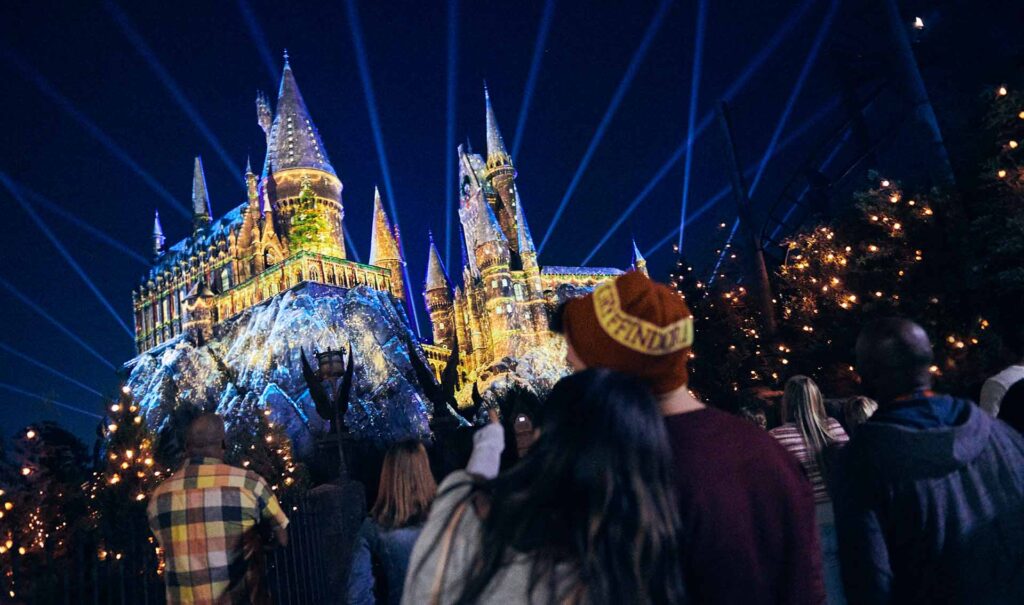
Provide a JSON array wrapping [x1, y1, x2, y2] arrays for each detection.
[[770, 376, 848, 604]]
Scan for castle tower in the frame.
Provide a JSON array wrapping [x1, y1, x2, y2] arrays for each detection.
[[245, 157, 259, 211], [631, 239, 649, 277], [423, 232, 455, 349], [192, 156, 212, 232], [369, 187, 406, 302], [474, 197, 519, 359], [515, 198, 548, 340], [257, 53, 346, 259], [482, 85, 520, 255], [181, 280, 215, 345], [153, 210, 165, 259]]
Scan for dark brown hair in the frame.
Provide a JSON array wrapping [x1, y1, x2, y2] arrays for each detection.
[[370, 441, 437, 529]]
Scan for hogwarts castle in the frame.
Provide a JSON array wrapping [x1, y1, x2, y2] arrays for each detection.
[[132, 55, 638, 383]]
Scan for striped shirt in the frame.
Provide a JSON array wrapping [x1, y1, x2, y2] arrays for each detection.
[[147, 457, 289, 605], [770, 419, 848, 504]]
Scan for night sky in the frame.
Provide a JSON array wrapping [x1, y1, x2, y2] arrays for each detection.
[[1, 0, 1015, 441]]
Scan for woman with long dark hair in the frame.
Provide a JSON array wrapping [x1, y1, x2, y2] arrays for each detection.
[[402, 368, 686, 604], [348, 440, 437, 605], [770, 375, 848, 604]]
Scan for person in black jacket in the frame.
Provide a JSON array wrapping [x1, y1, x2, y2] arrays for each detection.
[[832, 318, 1024, 604]]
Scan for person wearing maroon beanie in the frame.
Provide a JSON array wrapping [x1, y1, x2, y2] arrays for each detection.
[[555, 271, 827, 605]]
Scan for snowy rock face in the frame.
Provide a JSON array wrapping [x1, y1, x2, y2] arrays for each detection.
[[124, 284, 432, 455]]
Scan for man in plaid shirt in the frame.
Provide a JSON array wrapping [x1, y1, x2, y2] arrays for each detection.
[[148, 414, 289, 604]]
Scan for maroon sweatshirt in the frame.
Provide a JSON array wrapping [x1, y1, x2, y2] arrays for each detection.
[[664, 407, 825, 605]]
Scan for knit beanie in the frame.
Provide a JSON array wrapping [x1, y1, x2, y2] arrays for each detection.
[[561, 271, 693, 394]]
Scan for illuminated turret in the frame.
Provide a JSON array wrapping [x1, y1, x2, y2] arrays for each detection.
[[192, 156, 211, 232], [632, 239, 648, 277], [483, 84, 520, 254], [423, 232, 454, 348], [369, 187, 406, 302], [152, 210, 165, 259], [182, 280, 215, 345]]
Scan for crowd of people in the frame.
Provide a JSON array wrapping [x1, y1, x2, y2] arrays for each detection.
[[146, 271, 1024, 604]]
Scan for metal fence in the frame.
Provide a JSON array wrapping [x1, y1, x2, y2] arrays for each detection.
[[3, 495, 331, 605]]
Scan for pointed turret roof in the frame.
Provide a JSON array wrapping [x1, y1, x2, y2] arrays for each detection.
[[514, 195, 536, 257], [632, 239, 646, 266], [477, 199, 507, 245], [192, 156, 212, 219], [262, 54, 335, 177], [369, 187, 401, 264], [245, 156, 253, 177], [484, 83, 511, 166], [153, 209, 165, 257], [425, 232, 451, 291]]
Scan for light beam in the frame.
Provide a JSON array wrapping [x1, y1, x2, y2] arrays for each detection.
[[444, 0, 459, 271], [677, 0, 708, 251], [0, 382, 102, 420], [642, 95, 841, 258], [237, 0, 278, 83], [0, 341, 104, 398], [0, 48, 187, 218], [0, 276, 116, 370], [512, 0, 557, 159], [539, 0, 673, 253], [16, 182, 150, 266], [706, 0, 839, 281], [104, 0, 242, 179], [0, 173, 133, 337], [344, 0, 422, 336], [344, 224, 363, 263], [580, 0, 818, 263]]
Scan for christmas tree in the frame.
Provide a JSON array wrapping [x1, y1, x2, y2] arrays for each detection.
[[288, 175, 332, 253], [224, 398, 308, 511], [90, 385, 166, 561]]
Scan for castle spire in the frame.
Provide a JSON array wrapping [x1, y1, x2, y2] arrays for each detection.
[[369, 187, 400, 264], [477, 195, 507, 245], [262, 53, 335, 177], [515, 195, 536, 258], [484, 82, 512, 168], [631, 238, 648, 276], [425, 231, 451, 291], [192, 156, 211, 230], [152, 209, 165, 258]]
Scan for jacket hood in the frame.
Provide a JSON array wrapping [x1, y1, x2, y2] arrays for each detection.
[[852, 399, 992, 480]]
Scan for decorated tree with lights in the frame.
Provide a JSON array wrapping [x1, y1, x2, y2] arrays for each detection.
[[774, 173, 991, 394], [669, 244, 780, 409], [289, 175, 332, 252], [0, 423, 90, 601], [968, 85, 1024, 305], [224, 399, 308, 510], [91, 386, 165, 560]]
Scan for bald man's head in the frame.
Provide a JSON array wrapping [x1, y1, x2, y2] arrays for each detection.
[[186, 413, 226, 459], [855, 318, 934, 404]]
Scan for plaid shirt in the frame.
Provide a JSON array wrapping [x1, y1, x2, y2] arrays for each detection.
[[147, 456, 289, 605]]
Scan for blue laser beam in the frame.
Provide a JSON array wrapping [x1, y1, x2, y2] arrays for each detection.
[[0, 48, 186, 218], [539, 0, 673, 253], [104, 0, 241, 179], [15, 183, 149, 266], [237, 0, 278, 83], [512, 0, 557, 159], [344, 0, 422, 337], [580, 0, 818, 263], [0, 341, 104, 398], [0, 382, 101, 420], [0, 276, 116, 370], [748, 0, 839, 197], [706, 0, 840, 281], [344, 224, 363, 263], [642, 95, 841, 258], [444, 0, 459, 271], [0, 173, 133, 337], [677, 0, 708, 252]]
